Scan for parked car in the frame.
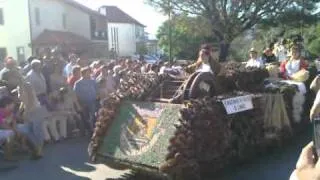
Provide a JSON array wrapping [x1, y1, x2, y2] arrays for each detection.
[[131, 55, 161, 64]]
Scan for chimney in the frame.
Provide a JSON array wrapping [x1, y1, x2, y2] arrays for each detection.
[[98, 6, 107, 16]]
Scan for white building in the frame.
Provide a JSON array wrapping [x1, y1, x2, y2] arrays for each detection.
[[0, 0, 108, 62], [0, 0, 32, 62], [98, 6, 146, 57]]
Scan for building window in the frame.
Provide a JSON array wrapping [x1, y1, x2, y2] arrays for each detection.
[[111, 27, 119, 53], [0, 8, 4, 25], [135, 26, 139, 38], [90, 16, 97, 38], [62, 13, 67, 29], [0, 48, 7, 62], [35, 7, 40, 25]]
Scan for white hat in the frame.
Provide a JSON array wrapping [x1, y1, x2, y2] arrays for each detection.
[[31, 59, 41, 66], [249, 48, 258, 53]]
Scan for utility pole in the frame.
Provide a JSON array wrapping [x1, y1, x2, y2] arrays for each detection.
[[168, 0, 173, 63]]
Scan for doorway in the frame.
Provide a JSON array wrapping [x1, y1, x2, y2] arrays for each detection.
[[16, 47, 25, 62]]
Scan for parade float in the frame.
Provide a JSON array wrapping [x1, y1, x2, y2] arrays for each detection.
[[88, 59, 317, 179]]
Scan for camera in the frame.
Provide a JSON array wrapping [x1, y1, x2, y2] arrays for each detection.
[[313, 117, 320, 161]]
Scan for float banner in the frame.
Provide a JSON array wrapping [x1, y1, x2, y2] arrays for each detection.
[[99, 101, 182, 168]]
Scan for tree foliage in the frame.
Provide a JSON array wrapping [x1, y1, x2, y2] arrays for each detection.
[[136, 42, 148, 55], [146, 0, 320, 61], [157, 15, 215, 60]]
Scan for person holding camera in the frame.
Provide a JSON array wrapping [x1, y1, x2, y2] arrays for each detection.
[[290, 142, 320, 180]]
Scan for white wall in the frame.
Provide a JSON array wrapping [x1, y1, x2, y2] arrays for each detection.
[[65, 3, 90, 39], [0, 0, 32, 62], [108, 23, 137, 57], [29, 0, 90, 40], [134, 24, 145, 42]]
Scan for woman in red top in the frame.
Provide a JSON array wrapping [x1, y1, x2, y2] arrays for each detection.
[[280, 46, 308, 80], [67, 66, 81, 88]]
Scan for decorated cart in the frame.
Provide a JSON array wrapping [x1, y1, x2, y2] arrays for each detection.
[[88, 61, 317, 179]]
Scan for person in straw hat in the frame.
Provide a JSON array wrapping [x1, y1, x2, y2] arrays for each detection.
[[245, 48, 264, 68]]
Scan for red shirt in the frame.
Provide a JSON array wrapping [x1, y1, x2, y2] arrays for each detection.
[[0, 108, 11, 125], [280, 59, 308, 79], [67, 76, 80, 88]]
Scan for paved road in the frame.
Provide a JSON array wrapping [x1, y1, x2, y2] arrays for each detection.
[[0, 137, 131, 180], [218, 129, 311, 180], [0, 130, 311, 180]]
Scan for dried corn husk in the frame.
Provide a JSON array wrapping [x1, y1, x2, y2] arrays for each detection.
[[279, 93, 291, 131], [291, 69, 310, 82], [266, 64, 280, 78], [271, 93, 282, 130]]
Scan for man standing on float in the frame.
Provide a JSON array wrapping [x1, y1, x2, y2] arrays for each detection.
[[187, 44, 221, 75]]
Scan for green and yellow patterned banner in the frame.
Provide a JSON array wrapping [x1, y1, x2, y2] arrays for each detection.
[[99, 101, 182, 168]]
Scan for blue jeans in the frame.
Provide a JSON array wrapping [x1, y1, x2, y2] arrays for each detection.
[[17, 120, 44, 147], [81, 102, 97, 131]]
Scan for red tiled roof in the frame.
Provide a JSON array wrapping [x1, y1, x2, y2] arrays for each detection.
[[100, 6, 145, 27], [33, 29, 91, 45]]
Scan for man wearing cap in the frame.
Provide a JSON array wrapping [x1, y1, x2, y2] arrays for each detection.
[[22, 56, 36, 76], [245, 48, 264, 68], [0, 57, 23, 92], [25, 60, 51, 110]]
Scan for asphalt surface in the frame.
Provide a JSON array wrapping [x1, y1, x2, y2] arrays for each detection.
[[0, 137, 131, 180], [218, 129, 311, 180], [0, 130, 311, 180]]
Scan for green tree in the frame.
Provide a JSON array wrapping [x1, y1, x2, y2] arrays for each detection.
[[146, 0, 320, 61], [136, 42, 148, 56], [306, 24, 320, 56], [157, 15, 215, 60]]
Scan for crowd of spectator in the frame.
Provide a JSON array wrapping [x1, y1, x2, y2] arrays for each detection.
[[0, 52, 169, 162]]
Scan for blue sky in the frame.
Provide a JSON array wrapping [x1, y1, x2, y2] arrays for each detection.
[[75, 0, 167, 38]]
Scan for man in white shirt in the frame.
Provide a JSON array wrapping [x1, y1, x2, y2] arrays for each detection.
[[158, 62, 170, 75], [246, 48, 264, 69], [25, 60, 51, 110]]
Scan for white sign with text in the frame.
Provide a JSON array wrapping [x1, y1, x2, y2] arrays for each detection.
[[222, 95, 254, 114]]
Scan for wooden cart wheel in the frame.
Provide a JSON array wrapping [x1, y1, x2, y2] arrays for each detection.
[[188, 72, 215, 99], [183, 72, 200, 100], [171, 72, 199, 101]]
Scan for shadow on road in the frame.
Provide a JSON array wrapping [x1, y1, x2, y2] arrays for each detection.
[[61, 162, 132, 180]]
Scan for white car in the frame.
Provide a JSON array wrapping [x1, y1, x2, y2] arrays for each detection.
[[131, 55, 160, 64]]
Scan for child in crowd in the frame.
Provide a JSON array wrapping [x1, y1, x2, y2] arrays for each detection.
[[0, 96, 42, 160], [0, 96, 20, 161]]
